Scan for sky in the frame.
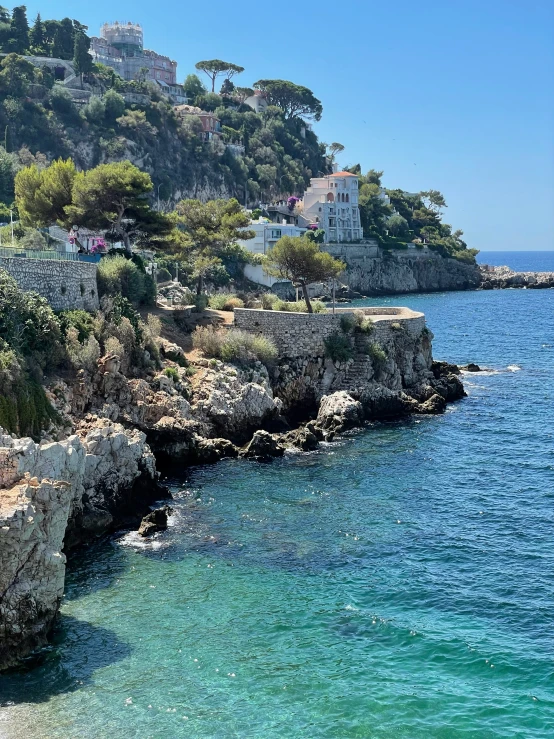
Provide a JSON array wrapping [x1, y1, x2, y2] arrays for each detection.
[[23, 0, 554, 251]]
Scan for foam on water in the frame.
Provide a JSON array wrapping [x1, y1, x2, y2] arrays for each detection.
[[1, 267, 554, 738]]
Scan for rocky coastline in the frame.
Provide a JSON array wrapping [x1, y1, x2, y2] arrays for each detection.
[[478, 264, 554, 289], [0, 307, 468, 671]]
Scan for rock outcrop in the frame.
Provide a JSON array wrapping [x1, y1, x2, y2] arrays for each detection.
[[0, 421, 159, 670], [331, 248, 481, 295], [138, 506, 172, 537], [479, 265, 554, 289], [316, 392, 364, 433]]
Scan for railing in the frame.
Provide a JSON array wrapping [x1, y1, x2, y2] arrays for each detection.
[[0, 247, 101, 263]]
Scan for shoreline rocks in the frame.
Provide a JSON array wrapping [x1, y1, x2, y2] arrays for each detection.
[[479, 265, 554, 290]]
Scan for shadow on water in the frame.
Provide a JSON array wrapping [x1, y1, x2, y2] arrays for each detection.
[[0, 616, 131, 706]]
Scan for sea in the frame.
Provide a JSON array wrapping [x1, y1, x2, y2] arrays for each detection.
[[1, 251, 553, 739]]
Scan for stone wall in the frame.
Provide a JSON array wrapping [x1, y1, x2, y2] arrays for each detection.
[[0, 257, 99, 311], [234, 307, 425, 358]]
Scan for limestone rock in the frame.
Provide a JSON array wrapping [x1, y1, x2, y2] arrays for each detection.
[[195, 437, 238, 464], [138, 506, 172, 537], [316, 391, 364, 432], [241, 430, 284, 460]]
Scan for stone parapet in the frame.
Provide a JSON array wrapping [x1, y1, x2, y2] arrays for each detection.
[[233, 307, 425, 358], [0, 257, 99, 311]]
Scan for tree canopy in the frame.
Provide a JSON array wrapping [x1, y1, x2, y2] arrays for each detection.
[[194, 60, 244, 93], [175, 197, 254, 293], [15, 158, 76, 226], [263, 235, 344, 312], [253, 80, 323, 121]]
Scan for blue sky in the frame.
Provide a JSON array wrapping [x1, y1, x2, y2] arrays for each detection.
[[24, 0, 554, 251]]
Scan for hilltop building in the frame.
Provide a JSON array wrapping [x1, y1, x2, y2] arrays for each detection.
[[175, 105, 222, 141], [302, 172, 362, 242], [90, 22, 178, 87]]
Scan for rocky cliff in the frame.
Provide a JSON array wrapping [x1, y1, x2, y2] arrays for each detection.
[[323, 245, 481, 295], [479, 265, 554, 289], [0, 422, 158, 671], [0, 306, 466, 670]]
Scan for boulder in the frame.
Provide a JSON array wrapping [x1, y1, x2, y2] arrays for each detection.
[[283, 426, 320, 452], [463, 363, 481, 372], [241, 430, 284, 461], [316, 391, 364, 433], [138, 506, 173, 537], [417, 393, 447, 414], [195, 437, 239, 464]]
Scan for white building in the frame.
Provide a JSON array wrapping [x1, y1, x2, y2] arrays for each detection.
[[302, 172, 362, 242], [238, 220, 305, 287]]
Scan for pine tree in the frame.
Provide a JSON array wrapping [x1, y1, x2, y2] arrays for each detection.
[[9, 5, 29, 54], [73, 31, 92, 87], [30, 12, 45, 53]]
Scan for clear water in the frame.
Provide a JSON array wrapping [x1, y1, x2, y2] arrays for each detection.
[[1, 254, 553, 739], [478, 251, 554, 272]]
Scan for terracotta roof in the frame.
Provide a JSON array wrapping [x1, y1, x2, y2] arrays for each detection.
[[329, 171, 358, 177]]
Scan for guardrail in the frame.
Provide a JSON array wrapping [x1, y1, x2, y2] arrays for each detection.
[[0, 247, 101, 263]]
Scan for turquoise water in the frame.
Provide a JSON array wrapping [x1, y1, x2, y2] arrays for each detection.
[[1, 262, 554, 738]]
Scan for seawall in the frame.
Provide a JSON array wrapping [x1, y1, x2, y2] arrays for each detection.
[[0, 257, 99, 311]]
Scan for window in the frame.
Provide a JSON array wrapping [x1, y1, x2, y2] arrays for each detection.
[[270, 229, 282, 239]]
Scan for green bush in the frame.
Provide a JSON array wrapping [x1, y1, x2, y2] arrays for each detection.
[[58, 310, 96, 342], [164, 366, 179, 381], [194, 294, 209, 312], [340, 313, 357, 333], [208, 294, 245, 311], [390, 322, 403, 331], [192, 326, 277, 366], [273, 299, 327, 313], [0, 269, 63, 368], [324, 333, 353, 362], [261, 292, 279, 310], [367, 342, 387, 369], [97, 255, 148, 305], [157, 267, 172, 283]]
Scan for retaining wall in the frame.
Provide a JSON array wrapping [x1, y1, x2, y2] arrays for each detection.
[[234, 307, 425, 357], [0, 257, 99, 311]]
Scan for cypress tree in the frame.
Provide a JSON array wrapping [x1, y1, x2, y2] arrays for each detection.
[[73, 31, 92, 87], [30, 12, 45, 53]]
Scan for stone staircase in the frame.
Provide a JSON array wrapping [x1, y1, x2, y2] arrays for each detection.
[[335, 334, 373, 391]]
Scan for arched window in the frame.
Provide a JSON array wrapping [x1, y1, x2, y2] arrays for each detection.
[[327, 192, 334, 202], [345, 193, 349, 203]]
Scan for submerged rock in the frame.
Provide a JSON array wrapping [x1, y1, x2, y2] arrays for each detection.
[[138, 506, 173, 537], [463, 363, 482, 372]]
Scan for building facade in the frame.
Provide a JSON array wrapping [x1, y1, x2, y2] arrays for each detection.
[[90, 22, 177, 86], [302, 172, 362, 242], [175, 105, 222, 140], [238, 221, 305, 287]]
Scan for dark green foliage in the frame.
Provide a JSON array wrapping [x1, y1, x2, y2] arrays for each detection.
[[97, 255, 155, 306], [58, 309, 95, 342], [0, 268, 63, 367], [324, 332, 353, 362], [73, 31, 93, 82], [340, 313, 357, 333], [164, 366, 179, 381], [157, 267, 172, 283], [8, 6, 29, 54]]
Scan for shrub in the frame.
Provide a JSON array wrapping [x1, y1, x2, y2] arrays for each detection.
[[104, 336, 124, 359], [261, 292, 279, 310], [66, 327, 101, 373], [0, 269, 63, 368], [208, 293, 245, 311], [164, 366, 179, 381], [97, 255, 147, 305], [58, 309, 95, 343], [192, 326, 277, 366], [367, 342, 387, 369], [146, 314, 162, 338], [352, 310, 374, 334], [157, 267, 172, 283], [340, 313, 357, 333], [273, 299, 327, 313], [324, 332, 353, 362], [194, 294, 209, 312], [390, 322, 403, 331], [192, 326, 223, 357]]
